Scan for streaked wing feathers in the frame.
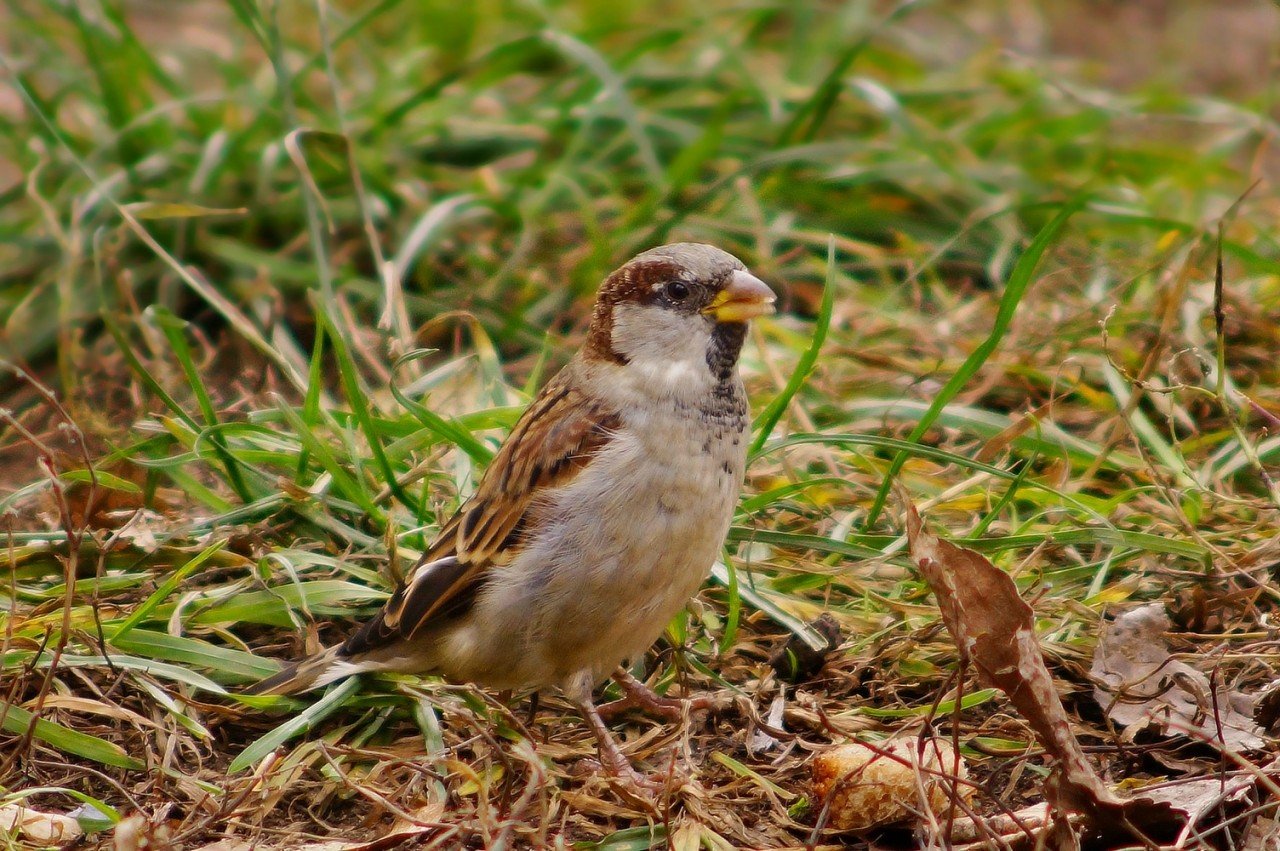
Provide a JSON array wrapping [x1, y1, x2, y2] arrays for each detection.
[[340, 369, 621, 658], [341, 555, 471, 657]]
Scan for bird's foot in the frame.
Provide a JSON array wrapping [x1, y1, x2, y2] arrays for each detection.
[[575, 692, 685, 799], [583, 752, 675, 796], [597, 668, 715, 722]]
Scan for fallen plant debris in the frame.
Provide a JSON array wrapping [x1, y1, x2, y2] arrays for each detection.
[[1092, 602, 1265, 751], [770, 612, 843, 684], [899, 501, 1280, 847], [1242, 815, 1280, 850], [184, 803, 445, 851], [1256, 680, 1280, 735], [0, 802, 83, 845], [810, 736, 972, 832], [6, 1, 1280, 848], [903, 502, 1129, 830]]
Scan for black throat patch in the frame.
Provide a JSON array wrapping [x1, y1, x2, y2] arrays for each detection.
[[706, 321, 747, 384]]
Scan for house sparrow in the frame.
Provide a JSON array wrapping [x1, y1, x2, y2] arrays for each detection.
[[250, 243, 775, 783]]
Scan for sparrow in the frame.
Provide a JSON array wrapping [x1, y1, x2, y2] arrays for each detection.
[[249, 242, 776, 783]]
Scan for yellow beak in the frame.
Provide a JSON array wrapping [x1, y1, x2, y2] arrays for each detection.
[[702, 269, 776, 323]]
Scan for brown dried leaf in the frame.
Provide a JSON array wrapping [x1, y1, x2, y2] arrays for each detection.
[[1255, 679, 1280, 734], [1130, 774, 1255, 824], [1242, 815, 1280, 851], [1092, 603, 1265, 751], [903, 502, 1126, 821], [899, 503, 1271, 845]]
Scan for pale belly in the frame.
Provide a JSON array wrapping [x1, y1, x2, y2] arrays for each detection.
[[436, 405, 746, 693]]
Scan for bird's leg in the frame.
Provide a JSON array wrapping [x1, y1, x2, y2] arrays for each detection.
[[596, 667, 715, 722], [526, 690, 541, 725], [575, 694, 666, 792]]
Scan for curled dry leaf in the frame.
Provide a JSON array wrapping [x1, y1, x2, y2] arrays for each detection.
[[1255, 679, 1280, 734], [1092, 603, 1265, 751], [902, 502, 1128, 824], [1242, 815, 1280, 851], [811, 738, 971, 832], [896, 502, 1254, 848]]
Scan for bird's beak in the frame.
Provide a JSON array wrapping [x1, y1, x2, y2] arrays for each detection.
[[702, 269, 776, 323]]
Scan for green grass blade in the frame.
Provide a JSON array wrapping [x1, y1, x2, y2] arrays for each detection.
[[864, 194, 1090, 526], [709, 562, 827, 651], [102, 313, 198, 429], [27, 654, 228, 694], [0, 702, 143, 770], [390, 351, 496, 463], [751, 237, 835, 453], [110, 540, 228, 642], [275, 400, 379, 518], [857, 688, 1000, 718], [228, 678, 362, 773], [149, 307, 252, 500], [109, 630, 278, 682], [716, 550, 741, 656], [310, 295, 408, 511]]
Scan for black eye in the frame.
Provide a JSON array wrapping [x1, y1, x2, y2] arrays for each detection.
[[665, 281, 689, 301]]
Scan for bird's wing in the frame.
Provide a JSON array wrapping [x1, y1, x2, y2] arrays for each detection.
[[341, 368, 621, 656]]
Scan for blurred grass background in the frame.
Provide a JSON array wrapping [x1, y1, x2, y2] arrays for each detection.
[[2, 0, 1280, 846]]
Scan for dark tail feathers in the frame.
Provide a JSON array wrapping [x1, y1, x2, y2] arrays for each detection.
[[245, 646, 349, 696]]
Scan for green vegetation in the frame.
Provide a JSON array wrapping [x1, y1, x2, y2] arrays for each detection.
[[2, 1, 1278, 847]]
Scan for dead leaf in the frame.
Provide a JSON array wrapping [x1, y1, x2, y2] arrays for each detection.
[[899, 502, 1272, 846], [1242, 815, 1280, 850], [35, 694, 160, 729], [747, 688, 787, 755], [1091, 603, 1264, 751], [903, 502, 1128, 823], [1256, 679, 1280, 734], [1130, 774, 1255, 824]]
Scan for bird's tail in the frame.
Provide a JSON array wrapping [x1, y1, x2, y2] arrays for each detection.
[[245, 646, 360, 696]]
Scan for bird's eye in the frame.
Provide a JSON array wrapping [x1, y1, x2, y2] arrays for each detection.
[[665, 281, 690, 301]]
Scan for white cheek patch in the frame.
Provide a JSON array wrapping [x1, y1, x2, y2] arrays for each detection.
[[606, 303, 722, 404], [611, 303, 710, 366]]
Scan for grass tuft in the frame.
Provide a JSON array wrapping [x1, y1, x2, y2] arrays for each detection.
[[2, 0, 1280, 847]]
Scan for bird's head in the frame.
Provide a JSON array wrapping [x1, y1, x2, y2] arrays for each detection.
[[584, 243, 775, 378]]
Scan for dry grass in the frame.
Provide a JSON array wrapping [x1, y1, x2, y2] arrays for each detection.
[[3, 0, 1280, 848]]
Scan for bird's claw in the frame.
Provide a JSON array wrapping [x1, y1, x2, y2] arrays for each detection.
[[577, 755, 684, 801], [599, 668, 719, 722]]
